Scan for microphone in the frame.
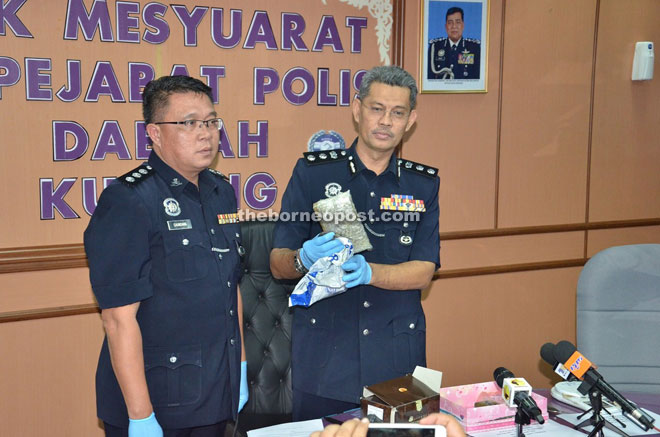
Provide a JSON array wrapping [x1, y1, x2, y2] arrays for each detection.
[[539, 342, 577, 381], [553, 340, 655, 431], [493, 367, 545, 424]]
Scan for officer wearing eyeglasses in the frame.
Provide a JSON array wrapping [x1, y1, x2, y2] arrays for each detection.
[[270, 66, 440, 420], [84, 75, 248, 436]]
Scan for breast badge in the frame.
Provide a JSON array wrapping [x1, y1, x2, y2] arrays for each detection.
[[399, 233, 413, 246], [324, 182, 342, 198], [163, 198, 181, 217]]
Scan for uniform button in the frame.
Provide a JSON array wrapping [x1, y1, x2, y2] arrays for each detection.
[[182, 238, 189, 246], [227, 281, 231, 287], [310, 318, 316, 325], [169, 356, 177, 363], [409, 323, 416, 329], [403, 222, 409, 228], [369, 218, 374, 224], [210, 229, 215, 235], [218, 254, 223, 260], [235, 232, 240, 238], [363, 329, 370, 336], [363, 301, 371, 308], [230, 338, 235, 345], [229, 309, 235, 316], [370, 192, 375, 197]]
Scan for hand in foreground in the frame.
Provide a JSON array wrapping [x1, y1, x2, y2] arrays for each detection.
[[341, 255, 372, 288], [238, 360, 249, 412], [420, 413, 467, 437], [128, 412, 163, 437], [310, 418, 369, 437], [300, 232, 346, 269]]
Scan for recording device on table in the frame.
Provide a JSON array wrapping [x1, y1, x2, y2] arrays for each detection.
[[540, 340, 656, 436], [493, 367, 544, 437], [367, 423, 446, 437]]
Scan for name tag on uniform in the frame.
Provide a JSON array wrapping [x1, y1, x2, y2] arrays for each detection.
[[458, 52, 474, 64], [217, 213, 239, 224], [167, 219, 192, 230]]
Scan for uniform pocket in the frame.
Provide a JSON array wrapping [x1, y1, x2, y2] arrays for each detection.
[[391, 314, 426, 373], [292, 312, 334, 369], [162, 231, 210, 282], [383, 221, 418, 263], [144, 344, 202, 408]]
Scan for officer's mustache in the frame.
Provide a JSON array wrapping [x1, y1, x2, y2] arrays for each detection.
[[372, 129, 393, 137]]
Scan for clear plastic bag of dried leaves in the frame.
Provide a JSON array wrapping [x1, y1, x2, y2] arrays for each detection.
[[312, 190, 372, 253]]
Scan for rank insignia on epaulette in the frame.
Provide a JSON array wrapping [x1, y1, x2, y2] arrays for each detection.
[[397, 159, 438, 178], [208, 168, 229, 181], [217, 212, 239, 224], [303, 149, 348, 165], [119, 164, 154, 186]]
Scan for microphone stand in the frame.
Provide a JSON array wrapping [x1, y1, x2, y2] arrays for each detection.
[[574, 388, 629, 437], [514, 408, 531, 437]]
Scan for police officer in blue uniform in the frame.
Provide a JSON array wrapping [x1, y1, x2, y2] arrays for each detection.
[[84, 76, 248, 436], [270, 66, 440, 420], [428, 7, 481, 80]]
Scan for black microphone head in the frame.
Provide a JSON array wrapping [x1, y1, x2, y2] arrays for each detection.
[[540, 342, 556, 365], [493, 367, 515, 387], [554, 340, 577, 363]]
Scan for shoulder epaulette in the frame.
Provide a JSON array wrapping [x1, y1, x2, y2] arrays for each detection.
[[208, 167, 229, 181], [119, 163, 154, 187], [303, 149, 348, 165], [466, 38, 481, 45], [430, 37, 447, 44], [397, 159, 439, 178]]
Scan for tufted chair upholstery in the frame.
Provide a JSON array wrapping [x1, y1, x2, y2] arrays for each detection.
[[235, 220, 294, 433]]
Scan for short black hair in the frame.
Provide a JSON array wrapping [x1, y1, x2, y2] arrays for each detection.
[[446, 7, 464, 21], [142, 75, 213, 124]]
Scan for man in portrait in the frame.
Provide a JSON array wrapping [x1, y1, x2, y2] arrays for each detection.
[[428, 6, 481, 80]]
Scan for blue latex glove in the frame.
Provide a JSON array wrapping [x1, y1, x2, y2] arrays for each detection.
[[238, 361, 249, 413], [300, 232, 345, 269], [342, 255, 372, 288], [128, 412, 163, 437]]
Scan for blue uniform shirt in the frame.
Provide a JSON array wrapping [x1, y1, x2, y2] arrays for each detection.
[[273, 140, 440, 403], [84, 151, 242, 428], [428, 37, 481, 79]]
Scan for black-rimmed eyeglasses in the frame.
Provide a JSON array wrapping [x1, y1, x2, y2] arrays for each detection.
[[154, 118, 223, 131]]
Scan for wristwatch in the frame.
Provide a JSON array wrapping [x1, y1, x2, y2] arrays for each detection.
[[293, 248, 308, 274]]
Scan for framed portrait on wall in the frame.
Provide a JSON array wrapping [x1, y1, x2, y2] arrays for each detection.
[[420, 0, 489, 93]]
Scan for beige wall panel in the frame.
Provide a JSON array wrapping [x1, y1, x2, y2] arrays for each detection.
[[440, 231, 584, 271], [399, 0, 502, 232], [589, 0, 660, 221], [424, 268, 580, 389], [0, 314, 105, 437], [587, 226, 660, 257], [497, 0, 595, 227], [0, 267, 94, 313], [0, 0, 386, 248]]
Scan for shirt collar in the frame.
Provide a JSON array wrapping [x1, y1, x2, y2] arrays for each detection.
[[148, 151, 216, 198], [347, 138, 400, 184], [449, 37, 462, 48]]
